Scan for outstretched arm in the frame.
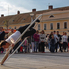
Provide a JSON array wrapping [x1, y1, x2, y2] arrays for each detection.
[[0, 48, 9, 65], [0, 44, 14, 65]]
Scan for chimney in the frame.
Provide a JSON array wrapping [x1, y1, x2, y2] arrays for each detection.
[[32, 9, 36, 12], [1, 14, 4, 17], [17, 10, 20, 14], [48, 5, 53, 10]]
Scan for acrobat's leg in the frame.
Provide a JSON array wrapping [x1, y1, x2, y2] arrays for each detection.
[[21, 28, 36, 39], [18, 23, 35, 34]]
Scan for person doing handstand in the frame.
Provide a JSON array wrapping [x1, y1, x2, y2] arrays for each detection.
[[0, 22, 37, 65]]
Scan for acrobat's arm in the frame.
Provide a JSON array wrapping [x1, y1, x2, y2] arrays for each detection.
[[0, 43, 14, 65]]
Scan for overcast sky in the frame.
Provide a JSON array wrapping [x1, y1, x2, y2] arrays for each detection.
[[0, 0, 69, 16]]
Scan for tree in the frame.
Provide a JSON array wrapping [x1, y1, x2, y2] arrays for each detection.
[[4, 20, 8, 29]]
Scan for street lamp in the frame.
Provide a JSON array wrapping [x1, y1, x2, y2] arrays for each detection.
[[30, 13, 34, 22]]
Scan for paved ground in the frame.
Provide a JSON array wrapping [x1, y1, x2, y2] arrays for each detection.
[[0, 51, 69, 69]]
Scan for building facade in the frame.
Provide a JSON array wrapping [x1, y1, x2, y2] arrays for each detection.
[[0, 5, 69, 35], [36, 10, 69, 35]]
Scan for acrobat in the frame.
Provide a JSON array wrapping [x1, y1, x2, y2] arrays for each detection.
[[0, 22, 37, 65]]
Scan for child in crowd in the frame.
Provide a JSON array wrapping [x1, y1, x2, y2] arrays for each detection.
[[23, 38, 28, 53], [50, 35, 55, 53]]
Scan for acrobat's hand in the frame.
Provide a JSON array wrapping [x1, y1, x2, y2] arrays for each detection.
[[11, 38, 15, 44]]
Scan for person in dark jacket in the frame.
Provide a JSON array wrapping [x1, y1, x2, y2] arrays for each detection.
[[50, 35, 55, 53], [0, 27, 5, 41], [0, 27, 5, 53], [57, 31, 63, 52]]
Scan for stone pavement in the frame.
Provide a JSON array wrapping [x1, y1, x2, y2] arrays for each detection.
[[0, 52, 69, 69]]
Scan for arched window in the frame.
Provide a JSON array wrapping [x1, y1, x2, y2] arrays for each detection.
[[49, 15, 54, 18]]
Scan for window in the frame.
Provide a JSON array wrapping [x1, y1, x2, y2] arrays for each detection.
[[14, 26, 16, 29], [64, 22, 67, 29], [38, 24, 40, 30], [50, 23, 53, 30], [49, 15, 54, 18], [23, 18, 25, 20], [12, 20, 15, 22], [44, 24, 46, 30], [57, 23, 60, 29]]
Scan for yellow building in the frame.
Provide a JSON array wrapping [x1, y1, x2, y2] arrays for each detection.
[[36, 9, 69, 35], [35, 6, 69, 35], [0, 5, 69, 35]]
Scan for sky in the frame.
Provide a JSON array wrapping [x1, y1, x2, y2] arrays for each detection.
[[0, 0, 69, 16]]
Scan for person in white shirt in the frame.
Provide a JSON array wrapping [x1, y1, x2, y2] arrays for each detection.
[[40, 30, 46, 53], [62, 32, 68, 52]]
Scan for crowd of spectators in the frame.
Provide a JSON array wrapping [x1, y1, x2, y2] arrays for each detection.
[[0, 27, 69, 53]]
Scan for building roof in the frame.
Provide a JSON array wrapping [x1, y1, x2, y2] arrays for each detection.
[[0, 6, 69, 26]]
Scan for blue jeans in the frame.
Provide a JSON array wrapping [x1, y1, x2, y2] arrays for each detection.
[[34, 41, 39, 52], [24, 46, 27, 53], [48, 43, 50, 50]]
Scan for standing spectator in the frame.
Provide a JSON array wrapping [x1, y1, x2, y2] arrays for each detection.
[[53, 31, 59, 52], [7, 29, 14, 37], [31, 35, 35, 52], [19, 39, 24, 53], [68, 36, 69, 42], [57, 31, 63, 52], [23, 38, 28, 53], [63, 32, 65, 35], [33, 30, 40, 52], [47, 32, 53, 50], [27, 36, 31, 53], [62, 32, 68, 52], [68, 36, 69, 50], [0, 27, 5, 41], [49, 32, 53, 40], [46, 35, 51, 50], [40, 30, 46, 53], [50, 35, 55, 53], [0, 27, 5, 53]]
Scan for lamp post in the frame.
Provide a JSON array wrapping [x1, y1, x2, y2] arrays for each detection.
[[30, 13, 34, 53], [30, 14, 34, 22]]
